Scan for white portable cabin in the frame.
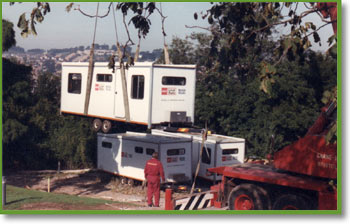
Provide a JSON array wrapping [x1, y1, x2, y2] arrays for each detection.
[[61, 62, 196, 128], [97, 132, 193, 184], [152, 129, 245, 181]]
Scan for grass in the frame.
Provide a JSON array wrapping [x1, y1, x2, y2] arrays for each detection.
[[3, 185, 137, 210]]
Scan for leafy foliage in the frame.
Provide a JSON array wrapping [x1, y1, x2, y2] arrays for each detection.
[[195, 2, 337, 94], [14, 2, 50, 37], [2, 19, 16, 51], [195, 53, 336, 158], [2, 58, 96, 170]]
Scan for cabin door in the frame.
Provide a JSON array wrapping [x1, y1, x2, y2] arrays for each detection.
[[114, 69, 125, 118], [198, 143, 217, 181]]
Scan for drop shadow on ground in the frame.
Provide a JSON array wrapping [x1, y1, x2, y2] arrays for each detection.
[[4, 170, 50, 189], [4, 169, 115, 197], [49, 170, 113, 196]]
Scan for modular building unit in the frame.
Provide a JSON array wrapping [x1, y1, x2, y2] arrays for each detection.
[[97, 132, 193, 183], [61, 62, 196, 129], [152, 129, 245, 181]]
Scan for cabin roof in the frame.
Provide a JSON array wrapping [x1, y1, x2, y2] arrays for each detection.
[[151, 130, 245, 144], [98, 132, 192, 144], [62, 61, 196, 69]]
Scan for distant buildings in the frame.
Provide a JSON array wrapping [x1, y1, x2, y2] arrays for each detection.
[[3, 45, 163, 78]]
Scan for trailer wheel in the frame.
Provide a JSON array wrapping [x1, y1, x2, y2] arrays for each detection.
[[102, 120, 112, 133], [127, 178, 135, 186], [228, 184, 270, 210], [272, 194, 313, 210], [121, 177, 127, 185], [92, 119, 102, 132]]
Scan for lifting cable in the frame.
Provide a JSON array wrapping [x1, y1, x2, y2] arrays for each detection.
[[134, 34, 141, 62], [84, 2, 100, 115], [190, 126, 209, 194], [160, 3, 171, 64], [111, 2, 131, 122], [134, 9, 145, 63], [111, 2, 123, 62]]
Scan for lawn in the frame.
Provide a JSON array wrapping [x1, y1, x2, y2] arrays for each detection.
[[2, 185, 137, 211]]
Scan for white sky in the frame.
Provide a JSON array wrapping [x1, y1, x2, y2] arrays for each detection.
[[2, 2, 211, 51], [2, 2, 334, 52]]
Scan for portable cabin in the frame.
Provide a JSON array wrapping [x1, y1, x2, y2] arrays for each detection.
[[61, 62, 196, 131], [97, 132, 193, 184], [152, 129, 245, 182]]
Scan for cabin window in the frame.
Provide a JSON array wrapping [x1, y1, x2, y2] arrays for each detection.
[[131, 75, 144, 99], [167, 148, 185, 156], [135, 147, 143, 154], [162, 76, 186, 86], [201, 147, 211, 164], [97, 74, 112, 82], [146, 148, 155, 156], [68, 73, 82, 94], [102, 141, 112, 148], [222, 148, 239, 155]]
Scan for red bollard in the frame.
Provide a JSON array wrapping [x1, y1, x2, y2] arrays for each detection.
[[165, 188, 174, 210]]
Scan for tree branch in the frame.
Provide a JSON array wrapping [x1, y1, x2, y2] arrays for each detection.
[[244, 8, 318, 42], [305, 21, 333, 38], [185, 25, 212, 32], [155, 5, 168, 38], [74, 3, 112, 18], [122, 13, 135, 46]]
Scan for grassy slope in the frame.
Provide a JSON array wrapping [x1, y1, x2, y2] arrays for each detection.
[[3, 185, 136, 210]]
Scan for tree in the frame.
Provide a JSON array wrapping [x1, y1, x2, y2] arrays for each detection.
[[156, 33, 211, 66], [195, 50, 336, 158], [2, 57, 97, 170], [2, 58, 35, 169], [192, 2, 337, 93], [157, 37, 195, 64], [2, 19, 16, 51]]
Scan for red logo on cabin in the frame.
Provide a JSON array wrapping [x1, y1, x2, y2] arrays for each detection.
[[162, 88, 168, 95], [95, 84, 99, 91]]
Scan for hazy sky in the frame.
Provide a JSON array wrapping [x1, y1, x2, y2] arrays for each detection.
[[2, 2, 211, 51], [2, 2, 334, 52]]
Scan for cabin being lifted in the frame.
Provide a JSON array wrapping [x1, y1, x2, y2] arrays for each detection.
[[60, 62, 196, 132]]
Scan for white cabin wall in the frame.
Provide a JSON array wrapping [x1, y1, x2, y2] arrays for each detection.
[[151, 67, 196, 124], [160, 142, 193, 183], [88, 66, 115, 118], [119, 140, 157, 181], [216, 142, 245, 168], [97, 135, 122, 174], [61, 64, 89, 114], [126, 66, 151, 124]]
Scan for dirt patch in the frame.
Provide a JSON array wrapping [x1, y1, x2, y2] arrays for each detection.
[[19, 202, 122, 210], [5, 169, 187, 210]]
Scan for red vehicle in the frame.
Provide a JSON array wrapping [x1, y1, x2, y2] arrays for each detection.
[[208, 101, 337, 210]]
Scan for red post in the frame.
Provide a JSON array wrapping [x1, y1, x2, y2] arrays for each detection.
[[165, 188, 174, 210]]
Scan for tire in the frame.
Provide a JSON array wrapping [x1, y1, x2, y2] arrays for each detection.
[[272, 194, 314, 210], [127, 178, 135, 186], [121, 177, 127, 185], [228, 184, 270, 210], [102, 120, 112, 133], [92, 119, 102, 132]]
